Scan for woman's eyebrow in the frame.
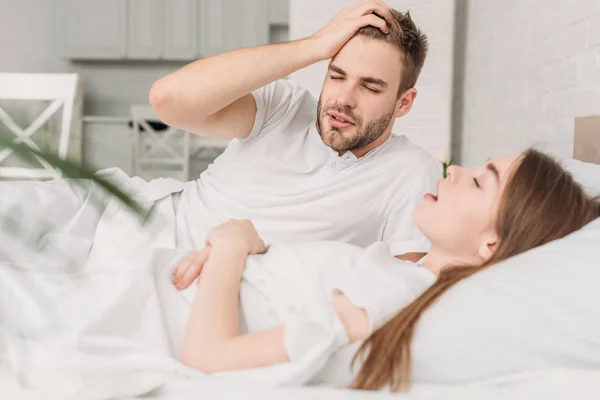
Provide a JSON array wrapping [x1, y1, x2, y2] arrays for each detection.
[[486, 162, 500, 183]]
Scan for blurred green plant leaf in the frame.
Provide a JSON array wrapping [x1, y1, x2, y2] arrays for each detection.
[[0, 135, 146, 218]]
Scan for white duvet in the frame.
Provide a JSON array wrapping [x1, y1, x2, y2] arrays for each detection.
[[0, 169, 368, 397]]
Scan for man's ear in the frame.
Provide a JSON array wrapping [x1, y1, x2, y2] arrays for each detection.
[[478, 233, 498, 263], [395, 88, 417, 118]]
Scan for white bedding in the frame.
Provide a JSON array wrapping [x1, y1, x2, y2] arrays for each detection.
[[0, 170, 387, 397], [5, 367, 598, 400], [2, 167, 600, 399], [0, 169, 193, 398], [144, 369, 600, 400]]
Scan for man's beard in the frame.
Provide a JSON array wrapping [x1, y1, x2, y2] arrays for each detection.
[[316, 96, 395, 153]]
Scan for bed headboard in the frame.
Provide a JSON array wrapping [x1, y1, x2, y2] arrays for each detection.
[[574, 116, 600, 165]]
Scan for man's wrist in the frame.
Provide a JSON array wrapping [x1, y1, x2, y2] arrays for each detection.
[[290, 37, 328, 65]]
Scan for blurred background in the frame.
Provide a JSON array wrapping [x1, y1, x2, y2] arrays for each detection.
[[0, 0, 598, 181]]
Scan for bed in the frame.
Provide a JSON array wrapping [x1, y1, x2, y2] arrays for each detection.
[[2, 124, 600, 400], [141, 119, 600, 399], [143, 122, 600, 399]]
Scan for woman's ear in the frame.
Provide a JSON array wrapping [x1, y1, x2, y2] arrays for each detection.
[[478, 233, 498, 263]]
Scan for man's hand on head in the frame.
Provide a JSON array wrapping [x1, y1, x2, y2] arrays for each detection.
[[309, 0, 393, 61]]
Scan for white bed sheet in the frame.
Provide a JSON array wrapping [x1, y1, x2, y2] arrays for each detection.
[[3, 166, 600, 400], [140, 368, 600, 400], [3, 366, 600, 400]]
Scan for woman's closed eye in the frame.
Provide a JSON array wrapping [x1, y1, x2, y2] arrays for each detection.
[[473, 177, 481, 188]]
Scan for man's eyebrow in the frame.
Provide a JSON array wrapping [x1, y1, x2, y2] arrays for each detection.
[[329, 64, 388, 87], [328, 64, 346, 76], [361, 77, 388, 87]]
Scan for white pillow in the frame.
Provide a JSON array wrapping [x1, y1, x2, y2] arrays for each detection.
[[410, 216, 600, 384], [561, 159, 600, 196]]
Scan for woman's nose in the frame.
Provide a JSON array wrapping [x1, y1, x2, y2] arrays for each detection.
[[446, 165, 459, 183]]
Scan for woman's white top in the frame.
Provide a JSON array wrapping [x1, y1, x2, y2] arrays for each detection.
[[205, 241, 436, 386]]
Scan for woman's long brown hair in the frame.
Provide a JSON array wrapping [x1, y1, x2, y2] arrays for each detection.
[[351, 149, 600, 392]]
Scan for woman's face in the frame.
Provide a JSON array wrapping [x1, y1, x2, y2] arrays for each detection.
[[415, 154, 521, 263]]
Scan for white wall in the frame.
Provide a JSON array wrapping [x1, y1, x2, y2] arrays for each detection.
[[456, 0, 600, 165], [289, 0, 455, 159]]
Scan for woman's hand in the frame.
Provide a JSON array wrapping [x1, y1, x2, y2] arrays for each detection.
[[172, 246, 211, 290], [172, 219, 265, 290], [206, 219, 266, 255]]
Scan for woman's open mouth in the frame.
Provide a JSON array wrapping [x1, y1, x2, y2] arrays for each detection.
[[424, 193, 438, 202]]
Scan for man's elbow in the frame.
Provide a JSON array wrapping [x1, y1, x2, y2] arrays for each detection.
[[148, 80, 215, 133], [148, 80, 172, 119]]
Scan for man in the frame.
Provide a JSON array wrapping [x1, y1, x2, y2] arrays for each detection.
[[150, 0, 440, 273]]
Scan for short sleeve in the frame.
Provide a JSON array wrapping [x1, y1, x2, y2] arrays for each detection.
[[382, 162, 441, 256], [333, 243, 436, 332], [242, 79, 313, 143]]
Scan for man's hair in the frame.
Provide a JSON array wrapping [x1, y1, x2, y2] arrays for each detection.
[[356, 10, 428, 97]]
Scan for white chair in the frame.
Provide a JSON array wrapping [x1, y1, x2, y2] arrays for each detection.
[[0, 73, 82, 180], [130, 105, 231, 181], [130, 105, 191, 181]]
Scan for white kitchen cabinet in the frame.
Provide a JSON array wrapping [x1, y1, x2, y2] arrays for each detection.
[[127, 0, 163, 59], [199, 0, 270, 57], [63, 0, 127, 59], [64, 0, 277, 60], [163, 0, 198, 60], [124, 0, 198, 60]]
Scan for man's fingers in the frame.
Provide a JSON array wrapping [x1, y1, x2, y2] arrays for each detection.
[[354, 0, 392, 26], [355, 14, 389, 33]]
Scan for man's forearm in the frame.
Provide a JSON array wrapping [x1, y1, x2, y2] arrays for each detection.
[[150, 39, 322, 123]]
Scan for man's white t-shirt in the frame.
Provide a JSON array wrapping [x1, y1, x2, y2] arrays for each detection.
[[176, 79, 441, 255]]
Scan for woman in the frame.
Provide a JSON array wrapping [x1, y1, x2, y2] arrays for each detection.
[[172, 149, 600, 388]]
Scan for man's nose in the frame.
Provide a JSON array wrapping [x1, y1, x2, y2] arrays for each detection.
[[334, 84, 358, 109]]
